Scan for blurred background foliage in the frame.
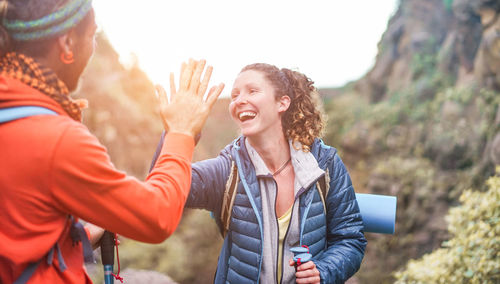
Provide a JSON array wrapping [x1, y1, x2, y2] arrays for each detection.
[[394, 171, 499, 283], [81, 0, 500, 283]]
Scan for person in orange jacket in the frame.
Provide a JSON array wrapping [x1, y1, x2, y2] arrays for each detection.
[[0, 0, 224, 283]]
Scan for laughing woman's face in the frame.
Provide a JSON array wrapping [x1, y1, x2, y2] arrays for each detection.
[[229, 70, 290, 139]]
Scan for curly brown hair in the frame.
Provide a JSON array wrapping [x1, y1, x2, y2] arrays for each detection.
[[240, 63, 325, 151]]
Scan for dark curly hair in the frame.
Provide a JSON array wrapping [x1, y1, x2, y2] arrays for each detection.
[[240, 63, 325, 151]]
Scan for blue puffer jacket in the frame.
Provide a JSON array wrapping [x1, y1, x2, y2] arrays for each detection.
[[186, 136, 367, 284]]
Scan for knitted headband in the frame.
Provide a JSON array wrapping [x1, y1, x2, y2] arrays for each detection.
[[2, 0, 92, 41]]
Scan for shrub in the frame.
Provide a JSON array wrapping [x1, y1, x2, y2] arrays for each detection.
[[394, 171, 500, 283]]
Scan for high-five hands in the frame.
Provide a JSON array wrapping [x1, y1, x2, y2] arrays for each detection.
[[156, 59, 224, 139]]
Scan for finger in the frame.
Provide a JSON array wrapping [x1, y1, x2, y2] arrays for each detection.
[[156, 84, 168, 105], [205, 83, 225, 108], [297, 261, 316, 271], [179, 62, 186, 86], [295, 275, 321, 284], [296, 272, 319, 283], [296, 268, 319, 278], [156, 85, 170, 131], [180, 59, 195, 91], [189, 59, 206, 93], [289, 259, 295, 266], [198, 65, 213, 96], [296, 268, 313, 277], [169, 72, 176, 95]]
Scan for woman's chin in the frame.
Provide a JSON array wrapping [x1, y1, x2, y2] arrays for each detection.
[[240, 127, 258, 138]]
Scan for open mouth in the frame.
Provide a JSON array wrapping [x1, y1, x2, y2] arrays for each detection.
[[238, 111, 257, 122]]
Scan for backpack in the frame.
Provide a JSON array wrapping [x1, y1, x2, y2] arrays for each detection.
[[219, 157, 330, 237], [0, 106, 94, 284]]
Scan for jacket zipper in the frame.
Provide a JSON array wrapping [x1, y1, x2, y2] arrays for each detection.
[[271, 177, 280, 284], [259, 163, 326, 283], [272, 177, 297, 284], [279, 202, 295, 284]]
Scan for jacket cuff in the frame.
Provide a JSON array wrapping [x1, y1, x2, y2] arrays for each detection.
[[161, 132, 195, 162]]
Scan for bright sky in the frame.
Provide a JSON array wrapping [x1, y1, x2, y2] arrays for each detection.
[[93, 0, 397, 96]]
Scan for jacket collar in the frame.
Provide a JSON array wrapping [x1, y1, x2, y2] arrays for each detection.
[[289, 141, 325, 191], [237, 136, 325, 191]]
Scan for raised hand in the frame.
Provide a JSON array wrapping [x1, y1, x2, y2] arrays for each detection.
[[156, 59, 224, 138]]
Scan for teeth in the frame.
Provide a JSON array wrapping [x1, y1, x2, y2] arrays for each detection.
[[239, 111, 256, 120]]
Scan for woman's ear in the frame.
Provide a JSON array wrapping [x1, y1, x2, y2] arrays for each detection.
[[278, 95, 291, 113]]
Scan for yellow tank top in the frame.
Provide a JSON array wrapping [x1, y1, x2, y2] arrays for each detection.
[[277, 205, 293, 283]]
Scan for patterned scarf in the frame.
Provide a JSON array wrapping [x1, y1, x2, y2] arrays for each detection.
[[0, 52, 83, 121]]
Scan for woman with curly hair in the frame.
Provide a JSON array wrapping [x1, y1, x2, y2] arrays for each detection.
[[152, 63, 366, 284]]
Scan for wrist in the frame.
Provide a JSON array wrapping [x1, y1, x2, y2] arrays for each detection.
[[167, 129, 196, 138]]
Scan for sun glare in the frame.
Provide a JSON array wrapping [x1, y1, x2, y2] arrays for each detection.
[[93, 0, 397, 97]]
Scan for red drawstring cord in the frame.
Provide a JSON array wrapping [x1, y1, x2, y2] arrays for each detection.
[[111, 233, 124, 283], [295, 245, 309, 268], [302, 245, 310, 253]]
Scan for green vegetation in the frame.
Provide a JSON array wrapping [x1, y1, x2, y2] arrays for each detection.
[[323, 82, 499, 283], [394, 172, 500, 284], [323, 67, 499, 283]]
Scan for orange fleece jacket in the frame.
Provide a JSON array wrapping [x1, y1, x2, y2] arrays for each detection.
[[0, 76, 194, 283]]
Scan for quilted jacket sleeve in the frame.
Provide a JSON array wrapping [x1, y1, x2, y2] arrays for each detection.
[[185, 145, 232, 215], [151, 134, 232, 215], [314, 153, 367, 284]]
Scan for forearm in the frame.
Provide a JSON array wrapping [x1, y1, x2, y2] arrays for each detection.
[[315, 234, 366, 283], [185, 147, 232, 212], [52, 128, 195, 243], [84, 223, 105, 250]]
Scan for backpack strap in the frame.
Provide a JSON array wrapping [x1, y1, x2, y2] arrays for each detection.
[[316, 168, 330, 213], [0, 106, 57, 123], [220, 157, 239, 238], [69, 216, 95, 263], [13, 261, 42, 284], [14, 216, 94, 284]]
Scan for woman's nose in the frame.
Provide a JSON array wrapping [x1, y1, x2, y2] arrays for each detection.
[[234, 95, 248, 105]]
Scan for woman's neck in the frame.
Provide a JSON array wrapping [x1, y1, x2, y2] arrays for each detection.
[[246, 133, 290, 174]]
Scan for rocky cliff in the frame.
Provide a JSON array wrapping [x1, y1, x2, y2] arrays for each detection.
[[322, 0, 500, 282]]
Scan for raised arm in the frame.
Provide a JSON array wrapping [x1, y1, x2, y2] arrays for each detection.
[[52, 59, 224, 243]]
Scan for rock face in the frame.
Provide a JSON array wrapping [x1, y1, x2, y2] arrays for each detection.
[[358, 0, 500, 102], [322, 0, 500, 283], [491, 133, 500, 165], [475, 2, 500, 90]]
